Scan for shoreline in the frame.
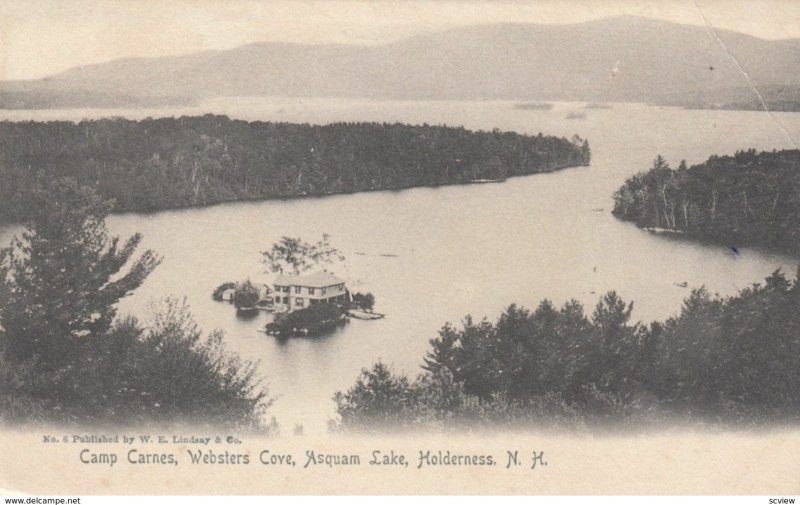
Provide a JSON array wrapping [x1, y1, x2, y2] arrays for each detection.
[[615, 218, 800, 260]]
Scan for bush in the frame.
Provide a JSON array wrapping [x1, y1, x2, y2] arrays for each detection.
[[233, 280, 260, 309], [351, 292, 376, 311], [0, 298, 273, 430]]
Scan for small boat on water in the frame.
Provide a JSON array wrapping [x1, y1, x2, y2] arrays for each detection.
[[674, 281, 689, 288], [566, 112, 587, 120]]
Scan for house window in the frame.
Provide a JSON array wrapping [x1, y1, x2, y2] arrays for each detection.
[[295, 298, 304, 307], [321, 287, 327, 295], [309, 288, 315, 295], [275, 296, 281, 304], [283, 296, 289, 304], [295, 286, 301, 294]]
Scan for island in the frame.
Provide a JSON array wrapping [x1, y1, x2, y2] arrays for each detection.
[[512, 102, 554, 110], [212, 236, 382, 338]]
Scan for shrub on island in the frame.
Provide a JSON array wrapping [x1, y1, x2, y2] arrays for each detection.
[[350, 292, 376, 311], [233, 281, 261, 312], [265, 303, 347, 338]]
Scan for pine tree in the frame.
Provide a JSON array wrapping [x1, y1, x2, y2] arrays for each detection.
[[0, 178, 161, 370], [581, 139, 591, 165]]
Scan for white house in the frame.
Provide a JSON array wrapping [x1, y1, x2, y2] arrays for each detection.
[[272, 271, 347, 312]]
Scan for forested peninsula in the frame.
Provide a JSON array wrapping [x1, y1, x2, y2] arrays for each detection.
[[612, 149, 800, 253], [0, 115, 590, 222]]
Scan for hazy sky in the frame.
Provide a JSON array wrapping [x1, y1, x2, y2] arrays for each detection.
[[2, 0, 799, 80]]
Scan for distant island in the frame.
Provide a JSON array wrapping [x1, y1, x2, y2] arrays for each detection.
[[0, 115, 590, 222], [687, 101, 800, 112], [612, 149, 800, 253], [661, 85, 800, 113], [584, 102, 613, 109], [513, 102, 554, 110]]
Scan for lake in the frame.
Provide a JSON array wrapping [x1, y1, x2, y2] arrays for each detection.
[[2, 99, 800, 432]]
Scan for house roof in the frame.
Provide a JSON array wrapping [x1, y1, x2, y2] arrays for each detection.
[[273, 271, 345, 288]]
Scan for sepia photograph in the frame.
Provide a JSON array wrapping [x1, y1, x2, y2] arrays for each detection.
[[0, 0, 799, 497]]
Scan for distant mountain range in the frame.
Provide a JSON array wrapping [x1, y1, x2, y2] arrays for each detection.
[[1, 15, 798, 110]]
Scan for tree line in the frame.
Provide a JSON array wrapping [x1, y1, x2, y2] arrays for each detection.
[[0, 115, 590, 223], [612, 149, 800, 252], [333, 268, 800, 431]]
